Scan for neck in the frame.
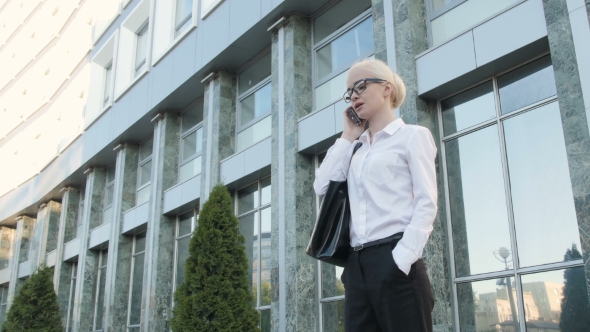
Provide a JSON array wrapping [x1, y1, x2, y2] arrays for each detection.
[[368, 106, 396, 138]]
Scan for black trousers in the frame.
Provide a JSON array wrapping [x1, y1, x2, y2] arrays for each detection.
[[342, 239, 434, 332]]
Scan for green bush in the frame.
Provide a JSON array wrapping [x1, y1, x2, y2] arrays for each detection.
[[2, 266, 62, 332], [171, 184, 260, 332]]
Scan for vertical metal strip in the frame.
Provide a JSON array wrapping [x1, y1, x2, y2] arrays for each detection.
[[383, 0, 397, 72], [204, 80, 215, 201], [277, 25, 286, 332]]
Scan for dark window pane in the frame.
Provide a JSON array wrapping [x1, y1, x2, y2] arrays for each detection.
[[322, 300, 345, 332], [314, 0, 372, 42], [457, 278, 520, 331], [139, 160, 152, 187], [182, 131, 197, 161], [239, 83, 271, 126], [445, 125, 513, 277], [238, 212, 258, 304], [135, 233, 147, 253], [94, 266, 107, 330], [129, 253, 145, 325], [504, 103, 580, 268], [498, 56, 557, 114], [238, 52, 271, 95], [322, 263, 345, 298], [260, 208, 271, 306], [139, 137, 153, 161], [441, 81, 496, 136], [182, 100, 204, 132], [175, 236, 190, 289], [178, 211, 193, 236], [260, 309, 271, 332], [238, 183, 259, 214]]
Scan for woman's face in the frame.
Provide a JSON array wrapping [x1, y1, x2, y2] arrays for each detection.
[[346, 67, 390, 120]]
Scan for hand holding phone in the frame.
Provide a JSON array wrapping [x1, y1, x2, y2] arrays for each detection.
[[347, 107, 362, 126]]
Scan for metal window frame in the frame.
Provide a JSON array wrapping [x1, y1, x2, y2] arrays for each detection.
[[234, 177, 272, 314], [65, 262, 78, 332], [92, 250, 108, 331], [134, 20, 150, 76], [437, 54, 584, 332], [103, 61, 113, 107], [127, 232, 147, 330]]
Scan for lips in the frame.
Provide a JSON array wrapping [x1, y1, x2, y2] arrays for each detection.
[[354, 102, 364, 110]]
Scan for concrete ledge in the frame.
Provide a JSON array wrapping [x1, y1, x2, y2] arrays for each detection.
[[17, 260, 32, 279], [122, 202, 149, 234], [220, 137, 271, 191], [46, 250, 57, 268], [89, 222, 112, 249], [63, 237, 81, 261], [163, 175, 201, 216], [0, 268, 11, 284]]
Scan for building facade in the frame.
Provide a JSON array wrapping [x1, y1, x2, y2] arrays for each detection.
[[0, 0, 589, 331]]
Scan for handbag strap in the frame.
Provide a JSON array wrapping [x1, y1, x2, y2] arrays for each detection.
[[352, 142, 362, 156]]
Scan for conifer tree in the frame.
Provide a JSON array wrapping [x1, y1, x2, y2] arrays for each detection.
[[560, 244, 590, 331], [2, 266, 62, 332], [171, 184, 260, 332]]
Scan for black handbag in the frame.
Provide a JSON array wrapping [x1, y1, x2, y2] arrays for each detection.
[[306, 142, 362, 267]]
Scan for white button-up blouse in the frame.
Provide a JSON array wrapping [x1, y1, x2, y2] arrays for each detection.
[[313, 118, 438, 275]]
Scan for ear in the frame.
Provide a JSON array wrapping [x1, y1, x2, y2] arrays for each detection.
[[383, 82, 394, 99]]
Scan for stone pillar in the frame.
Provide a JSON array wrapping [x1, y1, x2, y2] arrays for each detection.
[[30, 201, 61, 268], [143, 112, 180, 331], [0, 228, 15, 271], [71, 168, 106, 331], [6, 215, 35, 310], [542, 0, 590, 300], [104, 143, 139, 332], [270, 14, 317, 332], [201, 70, 236, 202], [54, 188, 80, 324], [375, 1, 454, 330]]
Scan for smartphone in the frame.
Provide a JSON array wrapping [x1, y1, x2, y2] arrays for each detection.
[[347, 107, 362, 126]]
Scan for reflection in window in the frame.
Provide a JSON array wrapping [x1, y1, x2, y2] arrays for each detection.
[[441, 81, 496, 136], [137, 138, 153, 206], [175, 0, 193, 37], [103, 62, 113, 107], [93, 250, 108, 331], [64, 263, 77, 332], [102, 166, 116, 226], [128, 233, 146, 330], [236, 177, 271, 330], [503, 102, 579, 268], [498, 56, 557, 114], [179, 99, 204, 183], [135, 21, 149, 77], [174, 209, 197, 295]]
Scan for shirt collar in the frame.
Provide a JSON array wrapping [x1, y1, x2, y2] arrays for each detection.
[[359, 118, 405, 142]]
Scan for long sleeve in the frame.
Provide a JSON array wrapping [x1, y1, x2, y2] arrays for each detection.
[[392, 127, 438, 275], [313, 138, 355, 196]]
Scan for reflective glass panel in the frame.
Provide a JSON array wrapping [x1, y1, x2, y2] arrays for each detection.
[[316, 17, 374, 81], [260, 207, 271, 306], [260, 177, 271, 206], [239, 83, 272, 127], [104, 185, 114, 207], [431, 0, 520, 46], [260, 309, 271, 332], [135, 233, 147, 253], [139, 160, 152, 187], [236, 115, 271, 152], [314, 0, 372, 42], [136, 185, 150, 205], [238, 53, 271, 95], [503, 103, 579, 268], [178, 156, 202, 183], [315, 70, 347, 111], [182, 131, 197, 161], [175, 0, 193, 27], [457, 278, 520, 331], [238, 183, 259, 214], [238, 212, 258, 301], [182, 100, 204, 132], [178, 211, 193, 236], [135, 22, 149, 70], [103, 64, 112, 105], [102, 206, 113, 225], [139, 137, 153, 161], [445, 125, 513, 277], [322, 264, 345, 298], [322, 300, 345, 332], [175, 236, 190, 289], [432, 0, 454, 12], [441, 81, 496, 136], [498, 56, 556, 114], [129, 252, 144, 325], [106, 165, 116, 184]]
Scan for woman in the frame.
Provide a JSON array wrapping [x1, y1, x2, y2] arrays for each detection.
[[313, 59, 437, 332]]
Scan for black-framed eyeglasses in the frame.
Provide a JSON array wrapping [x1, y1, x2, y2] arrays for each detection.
[[343, 78, 387, 103]]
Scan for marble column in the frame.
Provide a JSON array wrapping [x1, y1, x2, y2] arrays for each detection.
[[201, 70, 236, 202], [104, 143, 139, 332], [54, 188, 80, 324], [542, 0, 590, 300], [270, 14, 317, 332], [0, 228, 14, 271], [379, 1, 453, 330], [30, 200, 61, 268], [6, 215, 35, 310], [71, 168, 106, 332], [144, 112, 180, 331]]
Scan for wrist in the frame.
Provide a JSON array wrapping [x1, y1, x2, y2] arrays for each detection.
[[341, 132, 357, 143]]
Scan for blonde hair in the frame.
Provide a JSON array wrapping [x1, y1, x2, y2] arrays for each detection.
[[348, 59, 406, 109]]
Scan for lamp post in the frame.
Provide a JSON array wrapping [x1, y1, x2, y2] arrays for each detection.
[[494, 247, 519, 332]]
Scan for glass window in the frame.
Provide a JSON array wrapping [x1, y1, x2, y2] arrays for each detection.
[[137, 138, 153, 206], [440, 56, 585, 331], [313, 9, 374, 112], [175, 0, 193, 36], [128, 233, 146, 329], [431, 0, 456, 12], [201, 0, 223, 18], [0, 286, 8, 327], [441, 81, 496, 136], [321, 300, 345, 332], [430, 0, 521, 47], [103, 63, 113, 107], [65, 263, 78, 332], [313, 0, 372, 43], [102, 166, 116, 225], [174, 209, 197, 294], [179, 99, 204, 183], [93, 250, 108, 331], [77, 189, 85, 238], [236, 178, 272, 322], [237, 52, 272, 153], [135, 21, 149, 76], [498, 56, 557, 114]]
